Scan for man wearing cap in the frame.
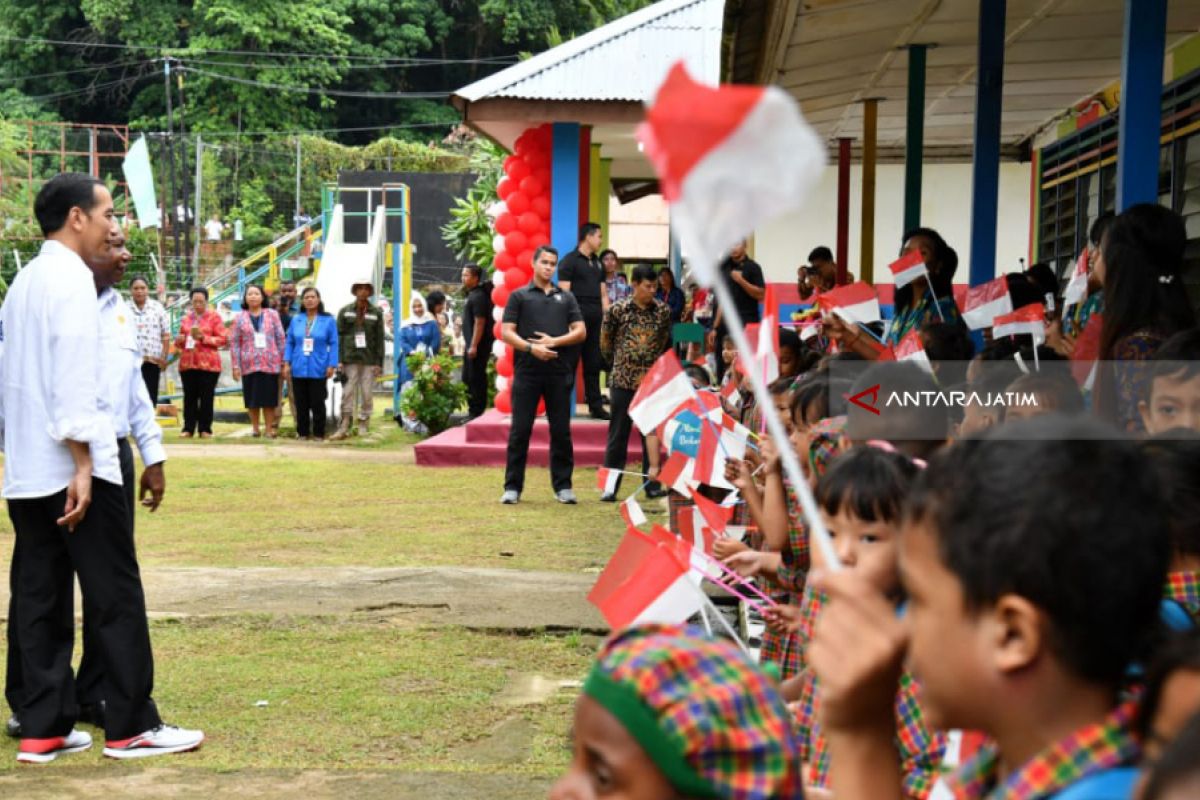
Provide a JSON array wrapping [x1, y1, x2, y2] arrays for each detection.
[[332, 282, 385, 439]]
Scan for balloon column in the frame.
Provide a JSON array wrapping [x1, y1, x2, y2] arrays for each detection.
[[491, 124, 554, 415]]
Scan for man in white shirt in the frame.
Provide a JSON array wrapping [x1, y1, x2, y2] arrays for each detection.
[[0, 173, 202, 763], [203, 213, 224, 242]]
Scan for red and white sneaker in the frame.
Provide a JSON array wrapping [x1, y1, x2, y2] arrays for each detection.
[[17, 729, 93, 763], [103, 724, 205, 759]]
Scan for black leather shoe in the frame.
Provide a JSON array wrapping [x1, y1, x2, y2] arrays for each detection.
[[5, 715, 19, 738], [590, 408, 611, 421], [599, 492, 617, 503], [78, 701, 106, 728], [644, 482, 668, 499]]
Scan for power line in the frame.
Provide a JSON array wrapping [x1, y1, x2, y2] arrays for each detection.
[[177, 55, 518, 71], [0, 59, 151, 85], [187, 122, 457, 138], [23, 73, 156, 101], [177, 65, 452, 99], [0, 34, 521, 65]]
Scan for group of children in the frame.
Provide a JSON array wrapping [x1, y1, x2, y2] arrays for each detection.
[[553, 310, 1200, 799]]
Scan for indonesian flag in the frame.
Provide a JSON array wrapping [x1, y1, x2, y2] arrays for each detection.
[[888, 250, 928, 290], [621, 497, 647, 529], [816, 282, 881, 325], [894, 330, 934, 375], [657, 451, 697, 497], [596, 468, 620, 495], [993, 303, 1046, 344], [636, 63, 825, 287], [588, 529, 702, 629], [691, 491, 732, 536], [959, 276, 1012, 330], [646, 524, 720, 581], [1070, 313, 1103, 391], [694, 412, 750, 490], [756, 284, 781, 386], [1062, 248, 1090, 310], [719, 379, 741, 409], [675, 510, 717, 556], [629, 351, 695, 434]]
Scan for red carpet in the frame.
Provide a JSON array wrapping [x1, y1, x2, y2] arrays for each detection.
[[414, 409, 643, 468]]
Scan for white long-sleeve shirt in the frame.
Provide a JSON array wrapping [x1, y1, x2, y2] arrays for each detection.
[[99, 288, 165, 467], [0, 239, 120, 498]]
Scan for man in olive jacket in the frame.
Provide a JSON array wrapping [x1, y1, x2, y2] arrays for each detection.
[[332, 281, 385, 438]]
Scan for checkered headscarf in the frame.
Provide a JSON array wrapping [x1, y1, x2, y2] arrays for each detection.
[[586, 624, 805, 799]]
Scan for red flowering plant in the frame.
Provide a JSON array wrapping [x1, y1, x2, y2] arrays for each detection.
[[399, 351, 467, 435]]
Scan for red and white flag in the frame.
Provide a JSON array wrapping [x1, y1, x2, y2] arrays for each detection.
[[894, 330, 934, 375], [596, 467, 620, 495], [888, 250, 928, 290], [1070, 313, 1103, 391], [816, 282, 881, 325], [719, 379, 741, 409], [656, 451, 697, 497], [636, 63, 825, 287], [993, 303, 1046, 343], [620, 496, 648, 529], [675, 510, 716, 558], [629, 350, 695, 434], [588, 530, 701, 630], [1062, 248, 1090, 310], [692, 491, 732, 537], [755, 285, 781, 386], [694, 412, 750, 490], [959, 276, 1013, 330]]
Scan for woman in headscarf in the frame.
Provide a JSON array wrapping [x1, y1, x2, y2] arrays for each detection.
[[396, 292, 442, 387]]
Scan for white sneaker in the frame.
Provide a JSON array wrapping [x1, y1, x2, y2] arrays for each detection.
[[17, 729, 92, 763], [103, 724, 205, 759]]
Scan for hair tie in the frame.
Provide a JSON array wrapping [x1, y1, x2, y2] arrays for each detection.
[[1159, 275, 1175, 284], [864, 439, 928, 469]]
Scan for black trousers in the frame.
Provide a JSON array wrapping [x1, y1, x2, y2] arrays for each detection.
[[463, 350, 490, 419], [140, 362, 161, 408], [504, 367, 574, 493], [603, 386, 652, 494], [180, 369, 218, 435], [293, 377, 328, 438], [5, 467, 160, 739], [578, 300, 604, 412]]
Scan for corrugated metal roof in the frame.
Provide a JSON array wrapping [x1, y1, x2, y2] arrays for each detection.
[[454, 0, 724, 104]]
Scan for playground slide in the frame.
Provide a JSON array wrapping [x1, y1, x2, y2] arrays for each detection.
[[314, 203, 387, 315]]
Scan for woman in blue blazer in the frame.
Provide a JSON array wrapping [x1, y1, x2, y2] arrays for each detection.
[[283, 287, 339, 439]]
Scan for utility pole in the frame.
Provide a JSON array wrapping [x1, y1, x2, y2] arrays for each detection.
[[177, 67, 192, 280], [163, 58, 182, 283]]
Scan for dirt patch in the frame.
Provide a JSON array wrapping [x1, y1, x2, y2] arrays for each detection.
[[0, 767, 551, 800], [452, 717, 536, 765], [164, 442, 416, 464]]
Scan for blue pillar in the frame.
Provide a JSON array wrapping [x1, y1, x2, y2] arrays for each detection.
[[968, 0, 1005, 288], [1116, 0, 1166, 210], [392, 242, 403, 416], [551, 123, 582, 283]]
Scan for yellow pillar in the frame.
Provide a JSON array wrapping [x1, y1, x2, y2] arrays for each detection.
[[589, 145, 612, 248], [860, 98, 879, 283]]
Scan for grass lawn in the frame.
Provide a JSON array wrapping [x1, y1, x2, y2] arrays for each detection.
[[0, 616, 595, 774]]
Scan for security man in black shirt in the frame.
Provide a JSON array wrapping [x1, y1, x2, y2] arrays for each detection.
[[460, 264, 494, 420], [499, 246, 587, 505], [708, 239, 766, 382], [556, 222, 610, 420]]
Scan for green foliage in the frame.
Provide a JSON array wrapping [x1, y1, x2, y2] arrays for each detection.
[[440, 138, 504, 271], [399, 351, 468, 435], [227, 178, 277, 256]]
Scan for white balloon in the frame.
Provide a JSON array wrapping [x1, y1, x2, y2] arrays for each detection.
[[493, 233, 506, 254], [495, 375, 509, 392], [493, 269, 505, 288], [492, 339, 507, 359], [492, 305, 503, 322], [487, 200, 507, 219]]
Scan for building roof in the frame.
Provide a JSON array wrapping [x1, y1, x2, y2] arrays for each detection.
[[453, 0, 724, 104], [726, 0, 1200, 160]]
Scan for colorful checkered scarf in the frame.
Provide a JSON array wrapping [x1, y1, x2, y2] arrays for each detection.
[[791, 667, 945, 798], [586, 625, 805, 799], [1164, 571, 1200, 625], [944, 701, 1140, 799]]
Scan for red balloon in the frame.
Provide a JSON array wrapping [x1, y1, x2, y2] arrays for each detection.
[[505, 266, 526, 288], [518, 250, 535, 270], [493, 250, 515, 272], [514, 133, 532, 156], [492, 320, 504, 340], [530, 196, 550, 219], [496, 177, 515, 200], [494, 212, 516, 236], [532, 168, 551, 189], [495, 389, 512, 415], [491, 285, 510, 308], [528, 232, 550, 250], [504, 230, 528, 255], [506, 158, 530, 183], [518, 176, 542, 198], [517, 212, 541, 236], [506, 191, 530, 216], [497, 350, 514, 377]]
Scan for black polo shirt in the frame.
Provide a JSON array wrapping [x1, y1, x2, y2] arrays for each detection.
[[556, 249, 605, 303], [462, 284, 493, 352], [502, 282, 583, 374], [715, 256, 765, 326]]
